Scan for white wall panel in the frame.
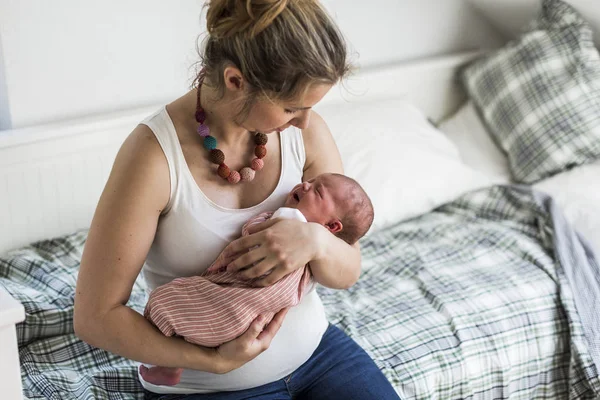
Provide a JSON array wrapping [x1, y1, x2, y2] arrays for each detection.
[[467, 0, 600, 46], [0, 0, 504, 130]]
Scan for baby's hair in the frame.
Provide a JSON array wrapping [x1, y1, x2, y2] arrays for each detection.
[[328, 173, 374, 245]]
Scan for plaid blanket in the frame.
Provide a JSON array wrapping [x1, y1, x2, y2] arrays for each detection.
[[1, 185, 599, 399]]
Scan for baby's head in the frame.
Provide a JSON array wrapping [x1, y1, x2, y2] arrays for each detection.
[[285, 173, 374, 244]]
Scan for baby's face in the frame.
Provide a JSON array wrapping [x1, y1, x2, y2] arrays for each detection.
[[285, 174, 339, 225]]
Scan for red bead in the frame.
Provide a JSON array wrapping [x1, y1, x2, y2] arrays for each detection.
[[240, 167, 255, 182], [210, 149, 225, 165], [217, 163, 230, 179], [251, 158, 264, 171], [255, 145, 267, 159], [227, 170, 241, 184], [195, 109, 206, 123], [254, 133, 268, 145]]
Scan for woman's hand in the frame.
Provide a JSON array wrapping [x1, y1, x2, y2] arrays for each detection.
[[215, 308, 289, 374], [221, 218, 325, 287], [139, 308, 289, 381]]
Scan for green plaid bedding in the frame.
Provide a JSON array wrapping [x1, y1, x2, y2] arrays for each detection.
[[2, 185, 599, 399]]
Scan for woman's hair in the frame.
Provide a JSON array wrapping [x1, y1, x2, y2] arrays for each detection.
[[198, 0, 352, 118]]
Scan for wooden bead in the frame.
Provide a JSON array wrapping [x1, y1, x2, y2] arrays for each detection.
[[254, 133, 268, 146], [227, 170, 241, 184], [210, 149, 225, 165], [255, 145, 267, 159], [217, 163, 230, 179], [251, 158, 264, 171], [240, 167, 255, 182]]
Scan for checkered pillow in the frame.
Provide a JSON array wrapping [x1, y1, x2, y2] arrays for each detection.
[[462, 0, 600, 183]]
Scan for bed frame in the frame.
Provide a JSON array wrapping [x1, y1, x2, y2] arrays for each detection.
[[0, 50, 481, 399]]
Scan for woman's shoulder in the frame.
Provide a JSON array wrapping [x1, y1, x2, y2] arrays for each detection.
[[301, 110, 344, 179], [301, 111, 331, 154], [120, 124, 168, 171], [108, 124, 171, 211]]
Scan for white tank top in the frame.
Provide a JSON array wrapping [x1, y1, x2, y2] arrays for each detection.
[[137, 107, 329, 394]]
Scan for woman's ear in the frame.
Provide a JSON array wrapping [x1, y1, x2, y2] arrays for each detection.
[[223, 66, 244, 91], [325, 219, 343, 234]]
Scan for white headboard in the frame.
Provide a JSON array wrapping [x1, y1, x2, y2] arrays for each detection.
[[0, 50, 481, 254]]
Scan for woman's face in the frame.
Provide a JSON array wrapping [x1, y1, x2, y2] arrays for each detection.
[[240, 83, 332, 134]]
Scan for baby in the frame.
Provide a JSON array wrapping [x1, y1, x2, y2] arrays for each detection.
[[142, 173, 374, 385]]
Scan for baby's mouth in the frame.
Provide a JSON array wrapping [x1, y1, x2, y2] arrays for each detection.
[[293, 192, 300, 202]]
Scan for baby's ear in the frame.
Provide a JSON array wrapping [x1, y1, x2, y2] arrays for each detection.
[[326, 220, 343, 234]]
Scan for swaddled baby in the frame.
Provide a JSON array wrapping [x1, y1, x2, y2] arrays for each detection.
[[142, 173, 374, 385]]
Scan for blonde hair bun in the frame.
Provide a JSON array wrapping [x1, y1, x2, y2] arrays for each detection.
[[207, 0, 289, 39], [198, 0, 350, 117]]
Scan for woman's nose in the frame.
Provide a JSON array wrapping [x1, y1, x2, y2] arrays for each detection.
[[291, 110, 311, 130]]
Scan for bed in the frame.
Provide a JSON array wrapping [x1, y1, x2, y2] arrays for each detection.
[[2, 5, 600, 396]]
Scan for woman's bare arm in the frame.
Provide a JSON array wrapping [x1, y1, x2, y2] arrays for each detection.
[[301, 111, 362, 289], [73, 124, 220, 369], [73, 124, 283, 373]]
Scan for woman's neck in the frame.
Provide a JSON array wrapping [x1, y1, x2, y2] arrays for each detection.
[[192, 81, 252, 148]]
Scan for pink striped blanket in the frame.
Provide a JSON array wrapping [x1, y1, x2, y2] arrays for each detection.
[[144, 211, 312, 347]]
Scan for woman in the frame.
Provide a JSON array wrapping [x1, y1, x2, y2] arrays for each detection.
[[73, 0, 400, 399]]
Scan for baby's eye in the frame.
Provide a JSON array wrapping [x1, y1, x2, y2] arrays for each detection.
[[284, 108, 297, 114]]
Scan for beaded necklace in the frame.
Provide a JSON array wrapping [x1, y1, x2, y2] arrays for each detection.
[[195, 72, 268, 184]]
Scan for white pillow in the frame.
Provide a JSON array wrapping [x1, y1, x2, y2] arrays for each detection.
[[534, 161, 600, 257], [438, 101, 512, 183], [315, 98, 493, 234]]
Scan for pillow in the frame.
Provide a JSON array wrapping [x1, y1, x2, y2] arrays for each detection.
[[314, 98, 493, 234], [462, 0, 600, 184], [438, 101, 512, 183], [534, 160, 600, 257]]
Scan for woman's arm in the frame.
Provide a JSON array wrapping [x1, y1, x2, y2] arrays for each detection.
[[305, 224, 361, 290], [296, 110, 361, 289], [74, 125, 282, 374]]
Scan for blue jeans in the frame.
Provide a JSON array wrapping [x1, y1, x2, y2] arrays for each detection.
[[144, 324, 400, 400]]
